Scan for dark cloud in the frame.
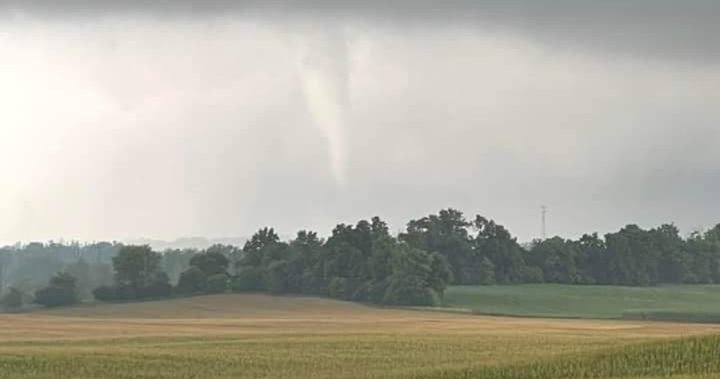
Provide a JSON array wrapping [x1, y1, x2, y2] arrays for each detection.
[[1, 1, 719, 243], [3, 0, 720, 64]]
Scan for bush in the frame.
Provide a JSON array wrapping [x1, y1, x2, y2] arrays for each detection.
[[1, 287, 24, 309], [143, 273, 173, 298], [382, 275, 440, 306], [176, 267, 207, 295], [92, 285, 117, 302], [231, 267, 266, 292], [34, 272, 79, 308], [35, 285, 76, 307], [115, 284, 137, 301], [205, 274, 229, 294]]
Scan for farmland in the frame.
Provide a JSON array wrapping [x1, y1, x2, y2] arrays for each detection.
[[443, 284, 720, 321], [2, 294, 720, 379]]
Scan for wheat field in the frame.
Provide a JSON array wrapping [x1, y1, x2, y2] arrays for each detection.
[[2, 294, 719, 379]]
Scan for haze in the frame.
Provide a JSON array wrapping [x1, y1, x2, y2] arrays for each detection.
[[1, 1, 719, 245]]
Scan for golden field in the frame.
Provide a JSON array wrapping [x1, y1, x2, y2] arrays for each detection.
[[1, 294, 719, 379]]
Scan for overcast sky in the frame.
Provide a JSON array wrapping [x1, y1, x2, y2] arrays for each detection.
[[1, 1, 719, 245]]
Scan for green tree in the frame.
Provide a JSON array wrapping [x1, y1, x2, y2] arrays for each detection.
[[286, 231, 324, 293], [176, 267, 207, 295], [205, 274, 229, 294], [1, 287, 23, 309], [473, 216, 527, 284], [112, 245, 164, 292], [161, 249, 197, 284], [382, 245, 448, 306], [241, 228, 281, 267], [265, 260, 289, 294], [0, 249, 11, 296], [652, 224, 692, 283], [577, 233, 606, 284], [231, 267, 266, 292], [401, 209, 474, 284], [477, 257, 496, 285], [604, 225, 658, 286], [34, 272, 78, 307], [190, 250, 230, 276], [144, 272, 173, 298], [99, 245, 172, 300], [64, 259, 92, 299], [527, 237, 580, 283]]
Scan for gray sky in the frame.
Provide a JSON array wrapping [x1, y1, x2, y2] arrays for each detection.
[[1, 1, 719, 245]]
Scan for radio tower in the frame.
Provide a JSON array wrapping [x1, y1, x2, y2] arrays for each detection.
[[541, 205, 547, 240]]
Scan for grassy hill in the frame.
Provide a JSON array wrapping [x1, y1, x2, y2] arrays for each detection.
[[444, 284, 720, 321], [2, 293, 720, 378]]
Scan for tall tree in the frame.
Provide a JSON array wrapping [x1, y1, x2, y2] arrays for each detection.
[[241, 228, 281, 267], [401, 209, 474, 284], [652, 224, 691, 283], [0, 249, 11, 295], [473, 216, 527, 284], [112, 245, 166, 294], [604, 225, 658, 286], [189, 250, 230, 277], [527, 237, 580, 283]]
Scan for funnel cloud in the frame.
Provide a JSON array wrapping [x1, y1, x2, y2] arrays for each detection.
[[296, 27, 350, 186]]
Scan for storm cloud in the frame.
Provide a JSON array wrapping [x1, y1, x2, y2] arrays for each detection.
[[1, 1, 719, 244]]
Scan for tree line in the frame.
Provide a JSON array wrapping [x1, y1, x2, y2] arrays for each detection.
[[3, 208, 720, 310], [401, 209, 720, 286], [89, 217, 450, 307]]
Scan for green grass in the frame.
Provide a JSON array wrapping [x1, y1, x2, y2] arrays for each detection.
[[444, 284, 720, 320]]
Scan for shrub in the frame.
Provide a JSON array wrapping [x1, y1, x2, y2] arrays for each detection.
[[143, 273, 173, 298], [1, 287, 23, 309], [205, 274, 229, 294], [176, 267, 207, 295], [92, 285, 117, 302], [93, 284, 141, 302], [115, 284, 137, 301], [382, 275, 440, 306], [35, 286, 75, 307], [231, 267, 266, 292], [34, 272, 79, 308]]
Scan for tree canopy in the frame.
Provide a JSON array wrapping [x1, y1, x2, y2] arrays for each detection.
[[5, 208, 720, 310]]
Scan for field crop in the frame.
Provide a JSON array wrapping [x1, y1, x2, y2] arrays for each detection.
[[1, 294, 719, 379]]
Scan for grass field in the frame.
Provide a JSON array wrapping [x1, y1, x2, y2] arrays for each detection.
[[2, 294, 720, 379], [444, 284, 720, 321]]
